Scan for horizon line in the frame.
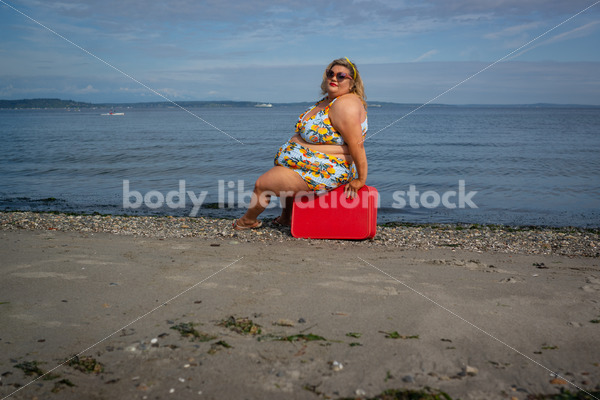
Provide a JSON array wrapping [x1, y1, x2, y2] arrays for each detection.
[[1, 98, 600, 108]]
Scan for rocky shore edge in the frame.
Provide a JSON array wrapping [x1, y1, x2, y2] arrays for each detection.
[[1, 211, 598, 257]]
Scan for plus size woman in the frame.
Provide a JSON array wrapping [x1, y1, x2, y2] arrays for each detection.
[[233, 57, 368, 230]]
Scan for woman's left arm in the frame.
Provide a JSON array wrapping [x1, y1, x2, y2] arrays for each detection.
[[329, 95, 368, 198]]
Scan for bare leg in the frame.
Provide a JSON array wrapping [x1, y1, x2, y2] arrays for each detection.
[[236, 166, 309, 228], [275, 196, 294, 226]]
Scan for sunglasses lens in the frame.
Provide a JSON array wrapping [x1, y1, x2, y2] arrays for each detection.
[[326, 69, 353, 80]]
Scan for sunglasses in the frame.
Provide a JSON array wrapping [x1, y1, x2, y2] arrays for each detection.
[[326, 69, 354, 81]]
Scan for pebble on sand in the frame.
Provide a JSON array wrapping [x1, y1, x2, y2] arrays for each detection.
[[1, 212, 598, 257]]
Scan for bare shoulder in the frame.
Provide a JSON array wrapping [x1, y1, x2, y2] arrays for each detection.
[[330, 94, 365, 118], [332, 94, 363, 111], [329, 95, 366, 134]]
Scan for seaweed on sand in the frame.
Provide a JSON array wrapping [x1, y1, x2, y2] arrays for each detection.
[[170, 322, 217, 342], [336, 388, 453, 399], [14, 360, 60, 380], [67, 355, 104, 374], [257, 333, 326, 342], [217, 316, 262, 335], [526, 389, 600, 399]]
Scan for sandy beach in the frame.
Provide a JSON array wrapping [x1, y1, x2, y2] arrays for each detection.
[[1, 213, 599, 400]]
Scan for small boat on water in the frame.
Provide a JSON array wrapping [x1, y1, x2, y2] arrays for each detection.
[[101, 111, 125, 116], [254, 103, 273, 108]]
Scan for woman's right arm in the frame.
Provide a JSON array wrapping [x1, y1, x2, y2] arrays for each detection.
[[328, 95, 368, 197]]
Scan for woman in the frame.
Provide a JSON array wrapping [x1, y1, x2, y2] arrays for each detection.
[[233, 57, 368, 230]]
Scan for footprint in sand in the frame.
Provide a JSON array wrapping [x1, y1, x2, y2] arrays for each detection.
[[425, 259, 491, 271], [498, 277, 522, 284], [11, 271, 87, 280], [581, 275, 600, 292]]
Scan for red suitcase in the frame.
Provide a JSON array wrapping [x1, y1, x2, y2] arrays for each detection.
[[291, 185, 378, 240]]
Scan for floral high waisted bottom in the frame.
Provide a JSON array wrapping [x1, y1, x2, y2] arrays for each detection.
[[274, 140, 356, 191]]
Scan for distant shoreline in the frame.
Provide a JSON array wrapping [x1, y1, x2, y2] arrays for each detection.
[[1, 98, 600, 110]]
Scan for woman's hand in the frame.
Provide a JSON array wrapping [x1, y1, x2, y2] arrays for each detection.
[[344, 179, 365, 198]]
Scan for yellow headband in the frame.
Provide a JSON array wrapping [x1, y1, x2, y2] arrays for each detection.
[[345, 57, 357, 80]]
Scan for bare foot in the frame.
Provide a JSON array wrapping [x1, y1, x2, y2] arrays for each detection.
[[272, 216, 291, 227], [232, 219, 263, 230]]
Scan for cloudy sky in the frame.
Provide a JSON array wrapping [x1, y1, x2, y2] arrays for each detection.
[[1, 0, 599, 104]]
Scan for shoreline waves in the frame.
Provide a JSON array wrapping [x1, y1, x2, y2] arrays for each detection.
[[1, 211, 598, 257]]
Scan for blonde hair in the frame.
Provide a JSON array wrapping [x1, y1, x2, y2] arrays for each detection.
[[320, 57, 367, 107]]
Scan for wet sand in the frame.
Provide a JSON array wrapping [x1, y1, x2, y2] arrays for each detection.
[[1, 229, 599, 400]]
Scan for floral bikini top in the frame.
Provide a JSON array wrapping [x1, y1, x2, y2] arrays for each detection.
[[295, 97, 368, 145]]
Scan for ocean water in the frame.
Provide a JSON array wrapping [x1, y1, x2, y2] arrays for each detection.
[[1, 105, 599, 227]]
